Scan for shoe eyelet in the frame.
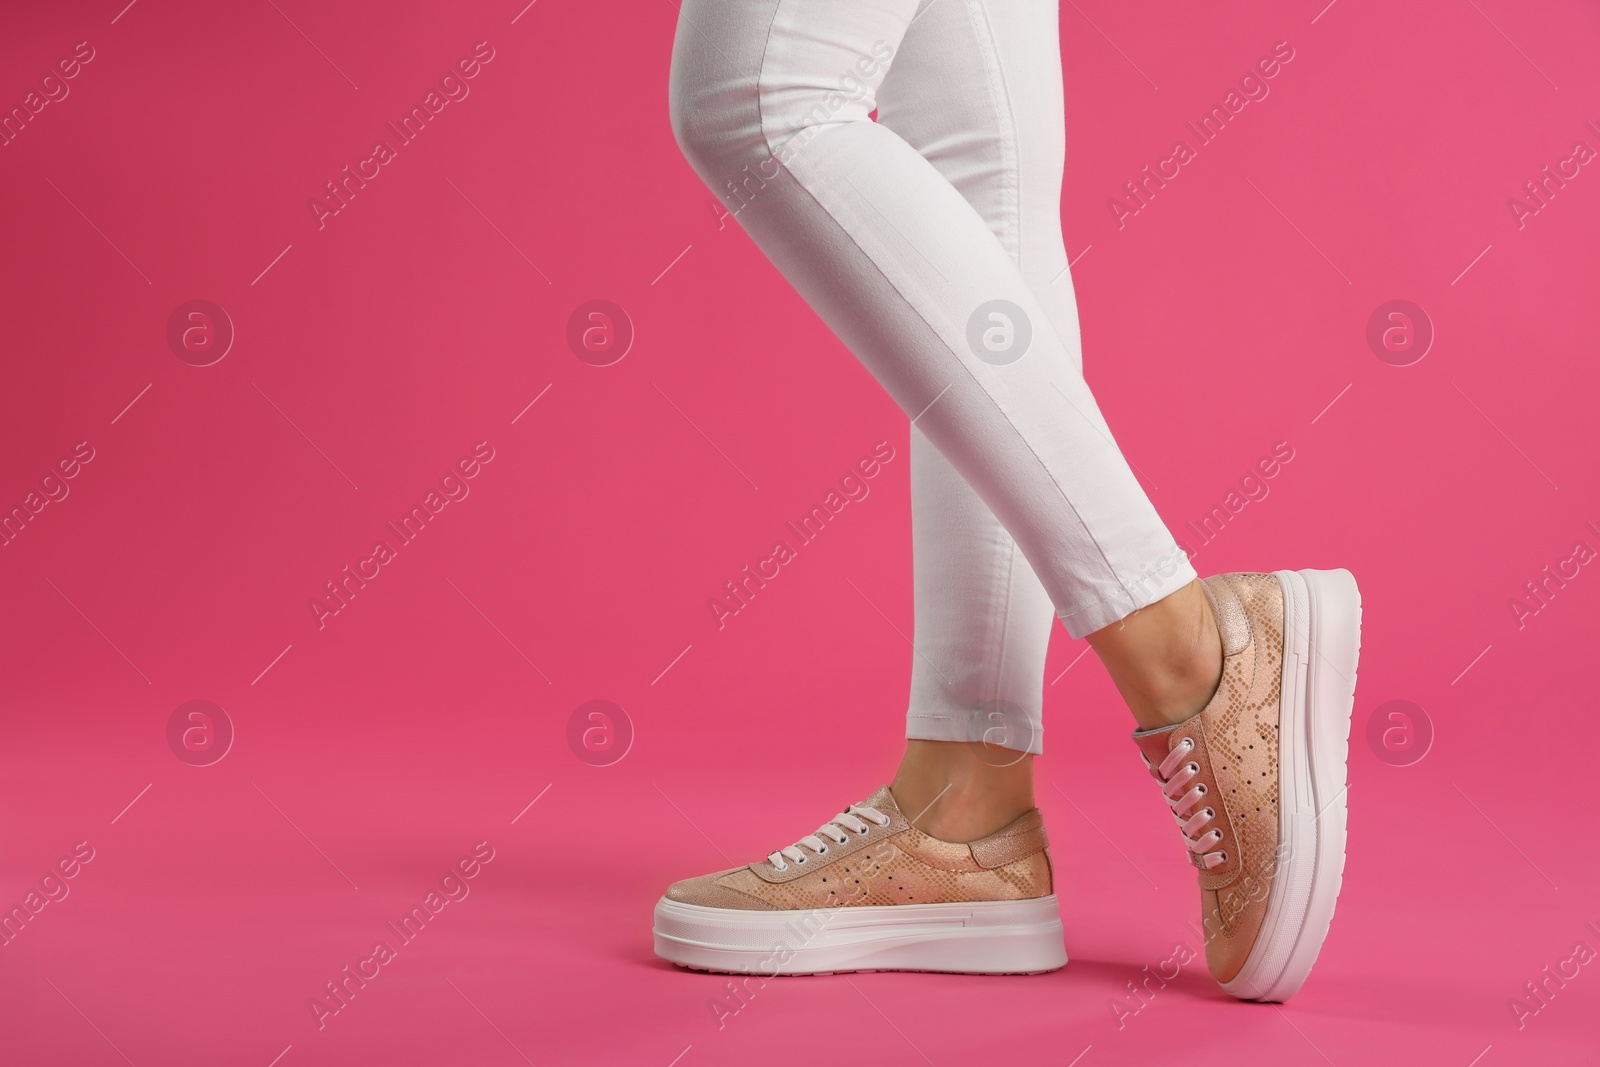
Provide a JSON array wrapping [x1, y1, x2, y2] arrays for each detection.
[[1186, 762, 1199, 774], [1217, 851, 1228, 863], [1204, 807, 1215, 820], [816, 846, 828, 855], [1180, 737, 1195, 750], [1196, 784, 1207, 795]]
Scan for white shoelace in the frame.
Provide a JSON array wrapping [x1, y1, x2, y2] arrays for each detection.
[[1152, 738, 1227, 870], [766, 804, 891, 872]]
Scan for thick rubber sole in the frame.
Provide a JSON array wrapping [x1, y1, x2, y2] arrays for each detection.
[[653, 894, 1067, 976], [1220, 567, 1360, 1002]]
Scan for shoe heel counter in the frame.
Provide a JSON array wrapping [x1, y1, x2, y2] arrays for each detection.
[[969, 814, 1055, 898], [1006, 847, 1054, 898]]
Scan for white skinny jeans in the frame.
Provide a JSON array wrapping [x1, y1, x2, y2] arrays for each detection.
[[669, 0, 1196, 754]]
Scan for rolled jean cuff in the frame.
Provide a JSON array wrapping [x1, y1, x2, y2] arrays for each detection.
[[1056, 547, 1199, 639], [905, 711, 1044, 756]]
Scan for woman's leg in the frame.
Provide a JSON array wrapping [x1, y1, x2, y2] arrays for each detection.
[[670, 0, 1195, 644], [877, 0, 1066, 840], [672, 0, 1216, 831]]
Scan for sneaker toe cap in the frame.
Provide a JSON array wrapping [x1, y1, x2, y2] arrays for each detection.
[[664, 868, 780, 911]]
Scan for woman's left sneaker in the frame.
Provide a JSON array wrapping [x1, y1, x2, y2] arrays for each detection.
[[653, 786, 1068, 975], [1132, 569, 1361, 1002]]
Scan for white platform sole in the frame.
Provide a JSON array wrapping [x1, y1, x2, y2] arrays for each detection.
[[1220, 567, 1360, 1002], [654, 894, 1067, 975]]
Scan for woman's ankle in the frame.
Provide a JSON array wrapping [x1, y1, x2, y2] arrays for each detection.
[[889, 739, 1036, 842], [1088, 579, 1224, 732]]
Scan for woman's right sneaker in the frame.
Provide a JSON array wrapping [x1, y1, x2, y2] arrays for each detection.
[[1132, 569, 1361, 1002], [653, 785, 1067, 976]]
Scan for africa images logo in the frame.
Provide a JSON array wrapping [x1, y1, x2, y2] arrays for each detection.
[[308, 442, 496, 629], [308, 42, 497, 230]]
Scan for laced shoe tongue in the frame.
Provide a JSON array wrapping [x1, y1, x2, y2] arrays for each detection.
[[1132, 724, 1182, 769], [765, 788, 897, 872], [857, 785, 900, 815]]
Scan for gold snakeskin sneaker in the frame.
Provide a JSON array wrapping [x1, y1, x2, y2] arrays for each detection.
[[1133, 569, 1360, 1002], [653, 785, 1066, 975]]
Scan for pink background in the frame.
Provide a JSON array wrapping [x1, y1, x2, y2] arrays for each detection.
[[3, 1, 1598, 1064]]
